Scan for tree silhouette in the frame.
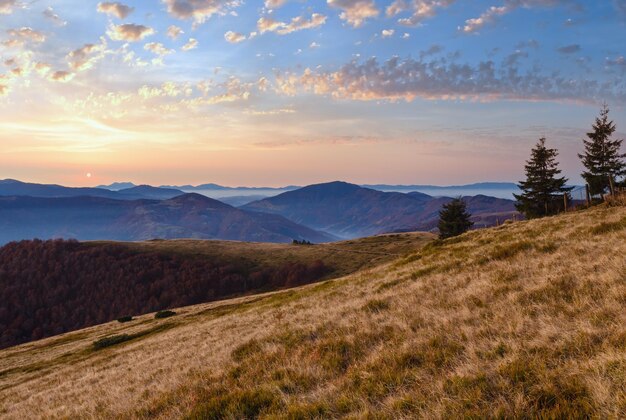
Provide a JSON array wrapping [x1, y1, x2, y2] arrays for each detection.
[[579, 105, 625, 196], [438, 198, 473, 239], [514, 138, 571, 219]]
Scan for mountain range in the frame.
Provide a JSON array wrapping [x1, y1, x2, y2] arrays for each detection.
[[0, 179, 518, 243], [243, 181, 517, 238], [97, 180, 522, 199]]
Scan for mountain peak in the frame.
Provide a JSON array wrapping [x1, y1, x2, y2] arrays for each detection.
[[165, 193, 231, 208], [300, 181, 362, 193]]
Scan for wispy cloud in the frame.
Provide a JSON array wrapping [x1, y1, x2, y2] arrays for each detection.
[[461, 0, 566, 34], [43, 7, 67, 26], [182, 38, 198, 50], [327, 0, 379, 27], [387, 0, 456, 26], [275, 55, 626, 104], [257, 13, 327, 35]]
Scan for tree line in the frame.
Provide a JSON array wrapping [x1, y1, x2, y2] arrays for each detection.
[[0, 239, 328, 349], [438, 105, 625, 238], [515, 105, 625, 218]]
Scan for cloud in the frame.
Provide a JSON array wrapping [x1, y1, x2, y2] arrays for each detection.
[[257, 17, 283, 33], [43, 7, 67, 26], [515, 39, 539, 49], [310, 41, 320, 48], [557, 44, 581, 54], [97, 2, 134, 19], [606, 56, 626, 70], [257, 13, 327, 35], [381, 29, 394, 38], [162, 0, 241, 24], [17, 31, 45, 45], [461, 0, 564, 34], [0, 0, 18, 15], [67, 40, 107, 71], [461, 5, 508, 33], [107, 24, 155, 41], [49, 70, 75, 82], [244, 107, 295, 116], [182, 38, 198, 50], [167, 25, 184, 39], [386, 0, 456, 26], [6, 27, 46, 44], [264, 0, 289, 8], [274, 55, 626, 104], [144, 42, 174, 56], [34, 62, 51, 76], [327, 0, 379, 27], [224, 31, 246, 43]]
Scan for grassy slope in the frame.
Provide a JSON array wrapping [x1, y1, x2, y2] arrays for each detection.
[[1, 205, 625, 418]]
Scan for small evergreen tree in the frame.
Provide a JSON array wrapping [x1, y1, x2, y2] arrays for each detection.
[[514, 137, 571, 219], [438, 198, 473, 239], [578, 105, 625, 196]]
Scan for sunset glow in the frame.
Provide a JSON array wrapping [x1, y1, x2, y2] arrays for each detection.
[[1, 0, 625, 186]]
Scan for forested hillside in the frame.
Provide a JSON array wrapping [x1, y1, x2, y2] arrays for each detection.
[[0, 239, 327, 349]]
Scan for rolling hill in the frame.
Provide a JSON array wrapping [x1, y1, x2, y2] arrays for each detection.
[[243, 181, 517, 238], [0, 193, 334, 244], [1, 201, 624, 418]]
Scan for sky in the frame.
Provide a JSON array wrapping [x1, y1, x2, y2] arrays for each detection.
[[0, 0, 625, 187]]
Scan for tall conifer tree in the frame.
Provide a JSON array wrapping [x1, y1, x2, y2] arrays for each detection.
[[578, 105, 625, 196], [438, 198, 473, 239], [514, 138, 571, 219]]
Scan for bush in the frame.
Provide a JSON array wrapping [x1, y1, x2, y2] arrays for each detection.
[[155, 310, 176, 319], [117, 316, 133, 323], [93, 334, 132, 349]]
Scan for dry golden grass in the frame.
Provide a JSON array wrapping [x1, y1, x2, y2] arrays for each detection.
[[1, 204, 625, 418]]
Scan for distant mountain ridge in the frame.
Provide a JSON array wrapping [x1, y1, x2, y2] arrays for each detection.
[[0, 193, 335, 244], [0, 179, 184, 201], [0, 178, 519, 242], [96, 180, 520, 195], [243, 181, 518, 238]]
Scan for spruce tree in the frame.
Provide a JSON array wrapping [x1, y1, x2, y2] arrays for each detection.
[[438, 198, 473, 239], [514, 137, 571, 219], [578, 105, 625, 196]]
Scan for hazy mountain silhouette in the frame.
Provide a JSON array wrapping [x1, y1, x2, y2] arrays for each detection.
[[243, 181, 517, 238], [0, 193, 335, 244]]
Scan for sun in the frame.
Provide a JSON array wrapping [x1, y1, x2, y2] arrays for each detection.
[[86, 173, 92, 178]]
